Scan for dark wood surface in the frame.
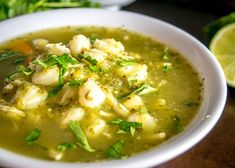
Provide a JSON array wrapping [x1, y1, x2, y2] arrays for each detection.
[[124, 1, 235, 168]]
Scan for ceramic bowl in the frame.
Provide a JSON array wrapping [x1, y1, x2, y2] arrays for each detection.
[[0, 9, 227, 168]]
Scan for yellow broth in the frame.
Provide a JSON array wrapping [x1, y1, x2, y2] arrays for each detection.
[[0, 27, 203, 162]]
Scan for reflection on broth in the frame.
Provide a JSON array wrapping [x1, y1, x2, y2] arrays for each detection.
[[0, 26, 203, 162]]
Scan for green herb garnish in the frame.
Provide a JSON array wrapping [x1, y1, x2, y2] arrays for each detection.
[[0, 49, 24, 62], [104, 140, 125, 159], [172, 115, 184, 133], [25, 128, 41, 145], [17, 65, 33, 75], [162, 47, 170, 61], [77, 54, 97, 65], [68, 80, 84, 87], [108, 119, 142, 136], [182, 100, 199, 107], [117, 58, 136, 67], [13, 56, 27, 65], [161, 63, 172, 73], [68, 120, 95, 152], [33, 54, 78, 96], [57, 142, 77, 152], [48, 84, 63, 97], [118, 83, 148, 100], [140, 106, 148, 114]]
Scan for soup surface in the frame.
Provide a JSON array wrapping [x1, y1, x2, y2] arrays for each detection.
[[0, 27, 203, 162]]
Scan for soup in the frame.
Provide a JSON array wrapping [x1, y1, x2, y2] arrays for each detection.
[[0, 27, 202, 162]]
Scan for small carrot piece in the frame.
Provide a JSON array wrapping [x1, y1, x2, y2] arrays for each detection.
[[9, 40, 33, 55]]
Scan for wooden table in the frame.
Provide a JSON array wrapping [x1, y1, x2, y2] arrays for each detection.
[[124, 0, 235, 167]]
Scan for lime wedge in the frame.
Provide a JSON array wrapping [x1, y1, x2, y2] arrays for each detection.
[[209, 23, 235, 87]]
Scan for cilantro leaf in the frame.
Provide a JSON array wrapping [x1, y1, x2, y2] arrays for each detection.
[[13, 56, 27, 65], [48, 84, 63, 97], [68, 120, 95, 152], [161, 63, 172, 73], [108, 119, 142, 136], [0, 49, 25, 62], [172, 115, 184, 133], [118, 83, 148, 100], [140, 107, 148, 114], [57, 142, 77, 152], [117, 58, 136, 67], [162, 47, 170, 61], [68, 80, 84, 87], [25, 128, 41, 145], [77, 54, 97, 65], [17, 65, 33, 75], [104, 140, 125, 159], [182, 100, 199, 107]]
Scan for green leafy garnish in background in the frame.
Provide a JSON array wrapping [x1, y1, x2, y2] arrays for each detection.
[[0, 0, 100, 21], [204, 12, 235, 40]]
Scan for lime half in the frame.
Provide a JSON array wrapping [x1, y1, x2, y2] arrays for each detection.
[[210, 23, 235, 87]]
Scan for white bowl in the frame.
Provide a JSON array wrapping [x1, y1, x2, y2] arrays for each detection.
[[0, 9, 227, 168]]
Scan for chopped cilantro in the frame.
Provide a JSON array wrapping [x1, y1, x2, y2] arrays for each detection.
[[68, 80, 84, 87], [25, 128, 41, 145], [68, 121, 95, 152], [13, 56, 27, 65], [182, 100, 199, 107], [17, 65, 33, 76], [140, 107, 148, 114], [57, 142, 77, 152], [117, 57, 136, 67], [162, 47, 170, 61], [77, 54, 97, 65], [0, 49, 25, 62], [118, 83, 148, 99], [108, 119, 142, 136], [104, 140, 125, 159], [161, 63, 172, 72], [172, 115, 184, 133]]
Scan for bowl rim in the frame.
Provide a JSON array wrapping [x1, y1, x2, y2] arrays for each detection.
[[0, 8, 227, 168]]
